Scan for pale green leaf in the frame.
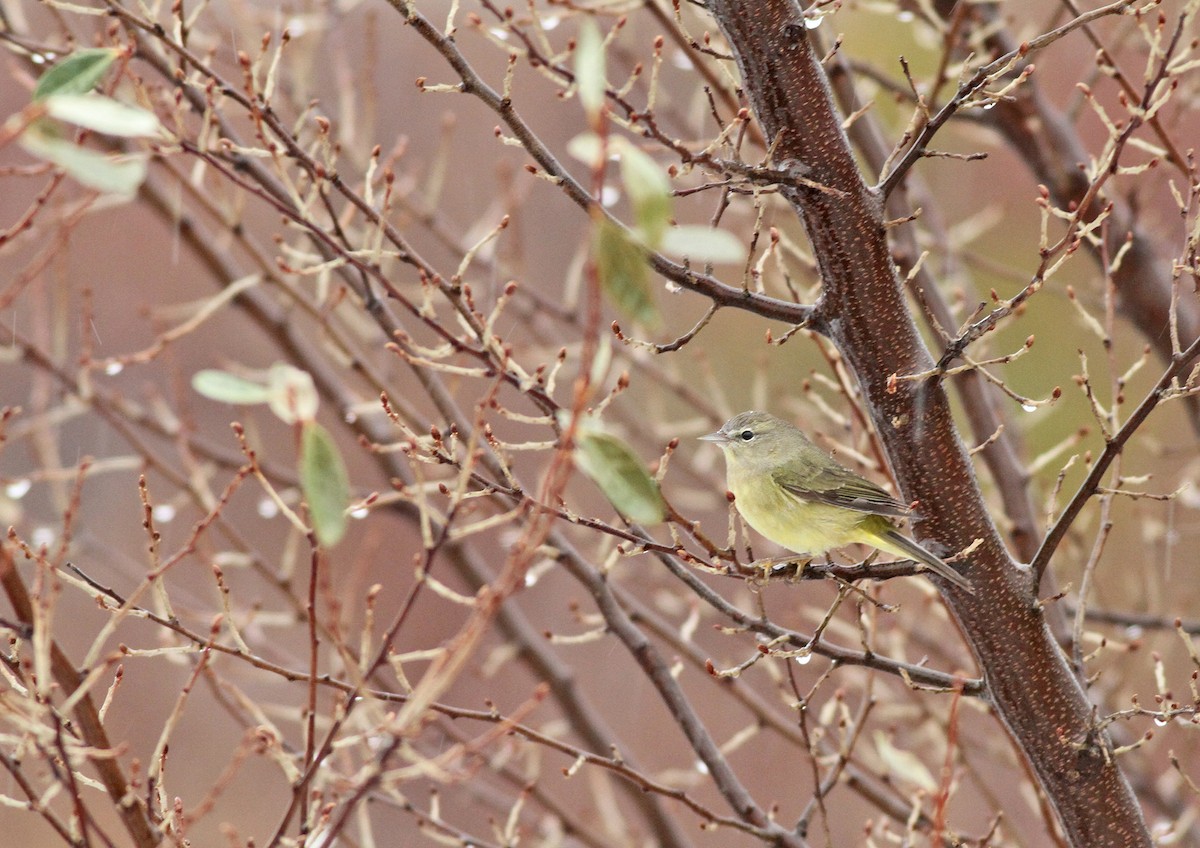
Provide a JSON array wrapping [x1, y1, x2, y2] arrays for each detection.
[[267, 364, 319, 424], [300, 421, 350, 547], [19, 127, 147, 195], [574, 428, 665, 524], [594, 219, 658, 327], [191, 369, 273, 404], [34, 49, 120, 100], [575, 21, 606, 121], [589, 336, 613, 389], [660, 226, 745, 263], [566, 132, 604, 167], [617, 142, 671, 248], [45, 94, 161, 137], [873, 732, 937, 792]]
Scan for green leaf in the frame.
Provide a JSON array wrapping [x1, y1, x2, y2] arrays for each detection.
[[589, 334, 613, 389], [575, 20, 606, 122], [34, 49, 120, 101], [44, 94, 161, 137], [873, 731, 937, 792], [192, 369, 274, 404], [300, 421, 350, 547], [19, 126, 147, 195], [574, 427, 665, 524], [594, 219, 658, 327], [660, 225, 745, 264], [566, 131, 604, 168], [617, 143, 671, 248]]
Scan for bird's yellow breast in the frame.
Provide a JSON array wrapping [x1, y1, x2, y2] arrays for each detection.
[[727, 465, 876, 555]]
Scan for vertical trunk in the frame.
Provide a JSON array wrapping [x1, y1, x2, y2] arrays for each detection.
[[704, 2, 1151, 844]]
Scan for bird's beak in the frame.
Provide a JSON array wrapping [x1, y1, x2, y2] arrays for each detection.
[[699, 429, 728, 443]]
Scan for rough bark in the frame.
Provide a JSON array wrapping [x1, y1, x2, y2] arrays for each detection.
[[705, 2, 1151, 845]]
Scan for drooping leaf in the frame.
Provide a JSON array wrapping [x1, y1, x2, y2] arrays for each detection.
[[300, 421, 350, 547], [191, 369, 274, 404], [594, 219, 658, 327], [566, 131, 604, 168], [575, 20, 606, 122], [660, 225, 745, 264], [34, 49, 120, 101], [574, 427, 665, 524], [267, 363, 319, 424], [44, 94, 161, 138], [617, 142, 671, 248], [19, 126, 147, 195], [589, 335, 613, 390], [873, 731, 937, 792]]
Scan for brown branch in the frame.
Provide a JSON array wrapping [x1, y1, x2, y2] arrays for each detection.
[[1031, 334, 1200, 585], [703, 2, 1151, 844], [821, 34, 1046, 570], [654, 548, 981, 693], [0, 545, 161, 848], [931, 0, 1200, 432], [551, 532, 812, 847], [0, 749, 81, 846], [877, 0, 1133, 198], [382, 0, 817, 327]]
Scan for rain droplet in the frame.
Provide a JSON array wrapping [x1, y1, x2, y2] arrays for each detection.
[[350, 506, 369, 520], [694, 759, 709, 774], [983, 102, 996, 111], [541, 16, 561, 31], [5, 479, 32, 499], [31, 526, 56, 548], [795, 651, 813, 665], [671, 51, 694, 70], [344, 410, 358, 424], [1154, 715, 1169, 727], [367, 732, 393, 753], [664, 281, 683, 294], [1022, 403, 1037, 412], [524, 571, 539, 588], [804, 15, 823, 29], [105, 362, 124, 376], [489, 27, 509, 41], [152, 504, 176, 523], [1124, 625, 1144, 640], [897, 10, 915, 22], [258, 497, 280, 519], [600, 185, 621, 207]]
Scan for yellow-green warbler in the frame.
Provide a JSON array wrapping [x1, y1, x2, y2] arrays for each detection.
[[702, 411, 972, 592]]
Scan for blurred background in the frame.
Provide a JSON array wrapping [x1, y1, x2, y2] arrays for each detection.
[[1, 0, 1198, 845]]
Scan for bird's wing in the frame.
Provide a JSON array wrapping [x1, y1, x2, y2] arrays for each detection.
[[773, 462, 913, 517]]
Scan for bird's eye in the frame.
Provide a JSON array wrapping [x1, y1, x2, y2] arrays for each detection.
[[738, 429, 754, 441]]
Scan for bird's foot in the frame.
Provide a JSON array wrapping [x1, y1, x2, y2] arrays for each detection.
[[747, 555, 814, 579]]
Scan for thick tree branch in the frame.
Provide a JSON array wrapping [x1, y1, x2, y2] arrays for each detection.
[[704, 2, 1151, 845]]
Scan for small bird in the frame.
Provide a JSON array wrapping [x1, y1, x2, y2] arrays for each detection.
[[701, 411, 972, 592]]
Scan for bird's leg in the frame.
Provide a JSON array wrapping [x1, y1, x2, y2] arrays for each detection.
[[746, 554, 814, 578]]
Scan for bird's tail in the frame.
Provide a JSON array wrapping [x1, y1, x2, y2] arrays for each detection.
[[876, 528, 974, 593]]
